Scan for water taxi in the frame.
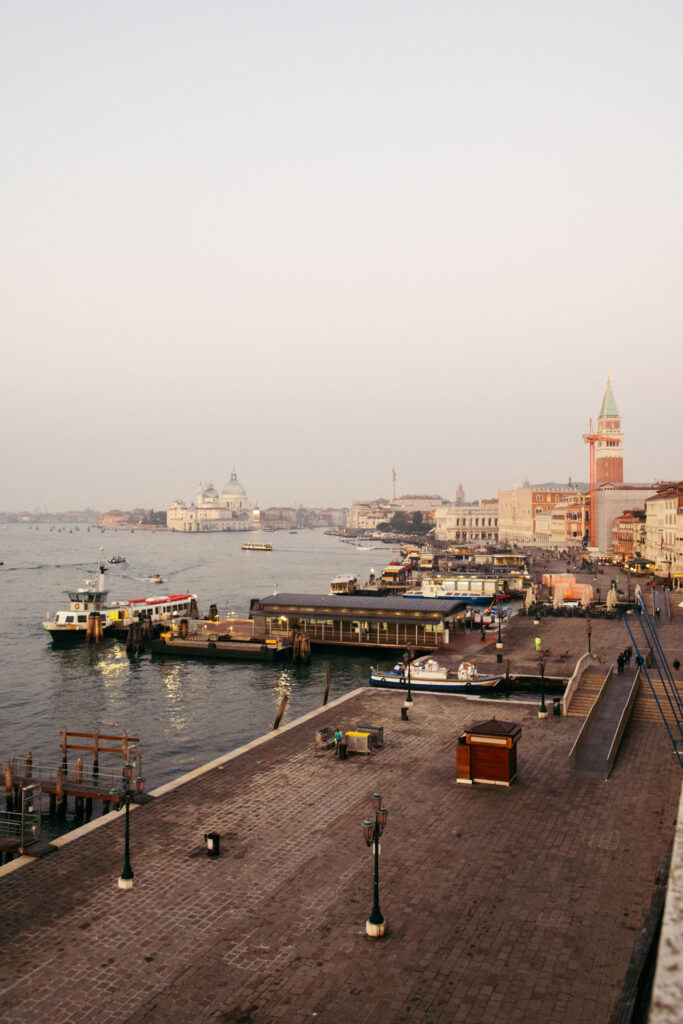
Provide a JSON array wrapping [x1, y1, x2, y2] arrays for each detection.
[[369, 658, 502, 695], [43, 562, 197, 644], [108, 555, 126, 564], [241, 542, 272, 551]]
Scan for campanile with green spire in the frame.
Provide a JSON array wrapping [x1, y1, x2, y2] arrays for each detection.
[[596, 376, 623, 484]]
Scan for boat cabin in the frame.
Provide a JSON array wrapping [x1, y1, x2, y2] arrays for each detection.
[[330, 574, 358, 596]]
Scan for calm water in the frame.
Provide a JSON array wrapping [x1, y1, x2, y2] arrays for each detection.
[[0, 525, 391, 802]]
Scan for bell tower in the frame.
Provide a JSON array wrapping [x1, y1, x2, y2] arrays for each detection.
[[595, 376, 623, 485]]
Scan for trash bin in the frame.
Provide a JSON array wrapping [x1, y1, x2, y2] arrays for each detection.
[[337, 741, 348, 761], [553, 698, 561, 717], [204, 831, 220, 857]]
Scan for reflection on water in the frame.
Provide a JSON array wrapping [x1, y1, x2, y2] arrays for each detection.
[[273, 667, 294, 720], [0, 525, 384, 808], [94, 645, 130, 683]]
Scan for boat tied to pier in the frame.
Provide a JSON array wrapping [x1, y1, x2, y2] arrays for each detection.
[[43, 562, 197, 644], [369, 657, 502, 694]]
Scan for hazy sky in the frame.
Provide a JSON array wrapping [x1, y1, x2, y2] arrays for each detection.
[[2, 1, 681, 512]]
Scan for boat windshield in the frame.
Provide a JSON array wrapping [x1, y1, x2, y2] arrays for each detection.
[[67, 590, 108, 602]]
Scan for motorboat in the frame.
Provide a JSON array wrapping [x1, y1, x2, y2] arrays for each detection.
[[369, 658, 502, 695], [108, 555, 126, 564], [147, 574, 164, 584]]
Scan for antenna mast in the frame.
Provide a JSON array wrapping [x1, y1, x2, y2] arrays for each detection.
[[392, 467, 397, 501]]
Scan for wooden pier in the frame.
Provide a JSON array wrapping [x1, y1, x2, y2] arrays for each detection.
[[1, 729, 148, 862]]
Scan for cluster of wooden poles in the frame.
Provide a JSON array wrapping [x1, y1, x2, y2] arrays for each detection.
[[291, 630, 311, 661]]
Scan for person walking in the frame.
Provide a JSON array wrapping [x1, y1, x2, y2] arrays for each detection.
[[535, 636, 542, 653], [617, 653, 624, 674]]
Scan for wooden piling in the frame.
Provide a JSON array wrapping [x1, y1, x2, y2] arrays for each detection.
[[56, 766, 66, 815], [323, 667, 331, 706], [75, 758, 84, 815], [25, 751, 32, 779], [273, 695, 288, 730], [4, 762, 13, 812]]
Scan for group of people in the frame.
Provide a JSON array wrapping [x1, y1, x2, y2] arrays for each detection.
[[616, 646, 633, 674]]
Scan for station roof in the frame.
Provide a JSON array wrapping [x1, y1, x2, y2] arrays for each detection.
[[254, 593, 466, 615]]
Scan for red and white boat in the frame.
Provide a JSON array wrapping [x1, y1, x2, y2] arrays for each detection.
[[43, 562, 197, 644]]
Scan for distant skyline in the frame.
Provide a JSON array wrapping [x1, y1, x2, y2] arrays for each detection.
[[2, 2, 681, 511]]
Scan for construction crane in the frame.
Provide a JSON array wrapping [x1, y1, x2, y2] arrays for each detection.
[[582, 418, 612, 548]]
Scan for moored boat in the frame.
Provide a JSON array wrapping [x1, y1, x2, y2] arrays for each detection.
[[43, 562, 197, 644], [369, 658, 502, 695]]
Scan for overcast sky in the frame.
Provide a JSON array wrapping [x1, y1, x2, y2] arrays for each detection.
[[2, 1, 681, 512]]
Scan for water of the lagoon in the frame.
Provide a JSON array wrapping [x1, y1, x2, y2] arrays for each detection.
[[1, 524, 397, 835]]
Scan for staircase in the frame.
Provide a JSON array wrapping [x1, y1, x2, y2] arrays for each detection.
[[631, 678, 681, 726], [566, 672, 605, 717]]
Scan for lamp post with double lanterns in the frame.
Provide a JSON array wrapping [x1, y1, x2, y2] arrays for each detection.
[[111, 762, 145, 890], [362, 792, 389, 937], [403, 651, 413, 706]]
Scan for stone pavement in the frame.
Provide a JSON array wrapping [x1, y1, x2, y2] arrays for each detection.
[[0, 684, 681, 1024]]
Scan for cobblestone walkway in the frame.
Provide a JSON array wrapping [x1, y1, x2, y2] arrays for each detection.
[[0, 688, 680, 1024]]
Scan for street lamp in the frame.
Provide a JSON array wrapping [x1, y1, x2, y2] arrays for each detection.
[[402, 650, 413, 706], [111, 762, 144, 890], [586, 617, 592, 654], [362, 792, 389, 937], [538, 654, 547, 719]]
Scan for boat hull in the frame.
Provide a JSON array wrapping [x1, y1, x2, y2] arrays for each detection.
[[369, 670, 501, 695], [43, 625, 114, 645]]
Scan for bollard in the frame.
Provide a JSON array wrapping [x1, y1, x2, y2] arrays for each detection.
[[204, 832, 221, 857]]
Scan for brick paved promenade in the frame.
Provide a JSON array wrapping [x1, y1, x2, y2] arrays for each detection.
[[1, 682, 681, 1024]]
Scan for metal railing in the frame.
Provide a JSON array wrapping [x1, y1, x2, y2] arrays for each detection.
[[8, 759, 126, 791]]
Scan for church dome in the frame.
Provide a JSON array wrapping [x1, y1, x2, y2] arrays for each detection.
[[221, 471, 246, 497], [204, 483, 218, 498]]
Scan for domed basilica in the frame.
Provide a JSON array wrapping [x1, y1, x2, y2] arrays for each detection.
[[167, 471, 258, 532]]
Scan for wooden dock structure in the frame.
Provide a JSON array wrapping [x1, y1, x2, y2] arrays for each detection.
[[1, 729, 148, 862]]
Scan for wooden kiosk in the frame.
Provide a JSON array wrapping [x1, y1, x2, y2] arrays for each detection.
[[456, 718, 521, 786]]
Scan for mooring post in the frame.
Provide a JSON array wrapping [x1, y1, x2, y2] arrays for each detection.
[[93, 729, 99, 780], [56, 765, 66, 816], [323, 667, 331, 706], [4, 762, 13, 813], [273, 695, 288, 730], [60, 728, 68, 776], [75, 757, 84, 816], [25, 751, 32, 779]]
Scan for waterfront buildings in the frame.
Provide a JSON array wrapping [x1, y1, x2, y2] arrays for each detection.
[[612, 508, 647, 563], [433, 499, 498, 545], [167, 471, 258, 532], [497, 484, 582, 545], [346, 494, 444, 531], [644, 484, 683, 575]]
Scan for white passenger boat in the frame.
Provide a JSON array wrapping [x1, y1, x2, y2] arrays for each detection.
[[43, 562, 197, 644], [369, 658, 502, 695]]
